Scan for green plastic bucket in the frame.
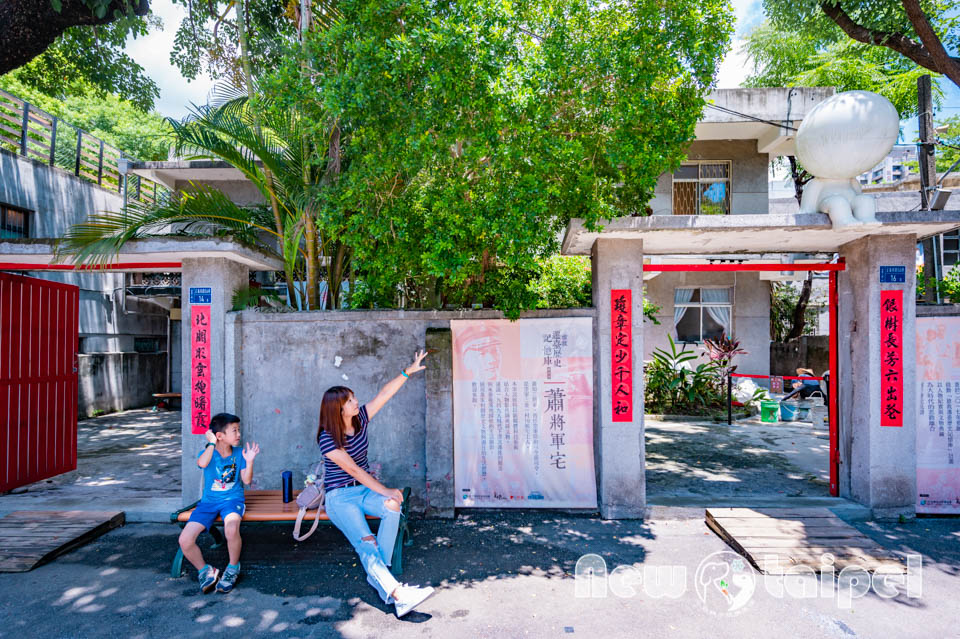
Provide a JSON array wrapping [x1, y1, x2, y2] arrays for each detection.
[[760, 400, 780, 422]]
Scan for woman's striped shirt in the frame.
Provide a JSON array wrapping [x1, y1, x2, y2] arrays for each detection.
[[317, 405, 370, 492]]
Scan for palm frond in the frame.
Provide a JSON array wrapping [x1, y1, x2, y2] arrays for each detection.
[[56, 183, 291, 267]]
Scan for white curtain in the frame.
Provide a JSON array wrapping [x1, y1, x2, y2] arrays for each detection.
[[673, 288, 695, 329], [701, 287, 732, 335]]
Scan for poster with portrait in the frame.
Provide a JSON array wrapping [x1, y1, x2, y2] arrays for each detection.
[[916, 316, 960, 514], [452, 318, 597, 508]]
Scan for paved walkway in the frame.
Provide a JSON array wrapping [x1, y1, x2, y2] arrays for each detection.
[[0, 511, 956, 638], [646, 415, 832, 506], [0, 409, 181, 521]]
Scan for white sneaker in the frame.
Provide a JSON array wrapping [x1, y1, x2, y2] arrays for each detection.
[[393, 583, 436, 618]]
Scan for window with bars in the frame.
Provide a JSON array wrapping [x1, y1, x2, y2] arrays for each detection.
[[0, 204, 29, 239], [942, 230, 959, 267], [674, 287, 733, 343], [672, 161, 731, 215]]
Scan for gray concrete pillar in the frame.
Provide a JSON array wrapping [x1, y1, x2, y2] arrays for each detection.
[[592, 238, 646, 519], [838, 234, 917, 518], [424, 327, 454, 518], [180, 257, 249, 504]]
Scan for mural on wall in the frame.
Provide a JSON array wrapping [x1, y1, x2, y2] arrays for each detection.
[[452, 318, 597, 508], [916, 316, 960, 514]]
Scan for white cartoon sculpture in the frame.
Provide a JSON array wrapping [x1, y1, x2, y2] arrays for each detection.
[[794, 90, 900, 227]]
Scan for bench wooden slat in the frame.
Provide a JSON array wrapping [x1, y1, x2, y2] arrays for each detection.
[[175, 489, 382, 523]]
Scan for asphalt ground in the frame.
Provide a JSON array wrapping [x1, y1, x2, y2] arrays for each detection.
[[0, 510, 958, 639]]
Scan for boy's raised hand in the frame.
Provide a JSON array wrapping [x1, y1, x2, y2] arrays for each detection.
[[243, 442, 260, 462], [204, 429, 217, 444]]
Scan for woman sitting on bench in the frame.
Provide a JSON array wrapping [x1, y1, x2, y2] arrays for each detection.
[[316, 349, 436, 618]]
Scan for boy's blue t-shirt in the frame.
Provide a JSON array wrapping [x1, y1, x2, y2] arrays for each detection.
[[198, 446, 247, 503]]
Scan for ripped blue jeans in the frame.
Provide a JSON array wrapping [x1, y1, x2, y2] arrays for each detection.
[[324, 484, 402, 603]]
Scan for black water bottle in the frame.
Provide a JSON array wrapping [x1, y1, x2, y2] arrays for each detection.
[[282, 470, 293, 503]]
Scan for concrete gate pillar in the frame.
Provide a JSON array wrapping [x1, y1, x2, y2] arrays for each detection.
[[837, 234, 917, 518], [180, 257, 249, 504], [592, 238, 646, 519]]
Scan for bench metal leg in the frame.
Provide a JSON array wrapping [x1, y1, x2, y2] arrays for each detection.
[[171, 547, 185, 578]]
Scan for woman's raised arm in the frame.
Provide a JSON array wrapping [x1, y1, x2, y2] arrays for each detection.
[[365, 350, 429, 420]]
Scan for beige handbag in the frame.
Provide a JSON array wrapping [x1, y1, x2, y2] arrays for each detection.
[[293, 462, 325, 541]]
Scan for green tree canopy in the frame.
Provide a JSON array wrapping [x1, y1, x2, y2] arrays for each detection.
[[760, 0, 960, 90], [294, 0, 733, 316], [743, 19, 942, 115]]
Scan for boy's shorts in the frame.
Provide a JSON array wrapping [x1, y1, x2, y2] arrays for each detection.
[[187, 499, 246, 531]]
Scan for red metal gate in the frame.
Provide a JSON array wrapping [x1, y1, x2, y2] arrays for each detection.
[[0, 272, 78, 492]]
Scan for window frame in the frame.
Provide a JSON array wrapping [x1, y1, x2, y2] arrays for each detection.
[[941, 230, 959, 267], [673, 286, 734, 344], [671, 160, 732, 215], [0, 203, 30, 239]]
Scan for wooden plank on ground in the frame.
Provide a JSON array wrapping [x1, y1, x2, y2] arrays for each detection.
[[706, 507, 905, 574], [0, 511, 124, 573]]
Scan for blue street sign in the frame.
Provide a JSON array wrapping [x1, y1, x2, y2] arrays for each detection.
[[189, 287, 212, 304], [879, 266, 906, 283]]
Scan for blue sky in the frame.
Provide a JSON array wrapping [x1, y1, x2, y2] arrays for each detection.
[[129, 0, 960, 133]]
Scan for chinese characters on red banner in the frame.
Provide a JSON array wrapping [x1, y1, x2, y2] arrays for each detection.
[[191, 305, 212, 434], [611, 289, 632, 422], [880, 290, 903, 427]]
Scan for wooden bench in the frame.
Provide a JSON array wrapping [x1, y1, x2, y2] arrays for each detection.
[[151, 392, 181, 411], [170, 488, 413, 578]]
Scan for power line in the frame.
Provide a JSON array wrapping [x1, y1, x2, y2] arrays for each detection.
[[705, 103, 800, 131]]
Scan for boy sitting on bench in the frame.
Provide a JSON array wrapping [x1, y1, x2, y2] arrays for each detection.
[[177, 413, 260, 594]]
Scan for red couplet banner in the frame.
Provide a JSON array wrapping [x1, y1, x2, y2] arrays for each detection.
[[191, 305, 212, 434], [611, 289, 633, 422], [880, 290, 903, 427]]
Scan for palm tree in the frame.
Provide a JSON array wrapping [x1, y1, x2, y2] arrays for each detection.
[[58, 88, 339, 309]]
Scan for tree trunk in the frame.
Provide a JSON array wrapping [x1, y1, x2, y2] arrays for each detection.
[[785, 274, 813, 341], [304, 215, 319, 310], [0, 0, 148, 76]]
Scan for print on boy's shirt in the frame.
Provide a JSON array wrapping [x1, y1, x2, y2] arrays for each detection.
[[212, 457, 238, 492]]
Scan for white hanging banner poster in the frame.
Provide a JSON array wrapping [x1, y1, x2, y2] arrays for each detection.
[[452, 318, 596, 508], [916, 316, 960, 514]]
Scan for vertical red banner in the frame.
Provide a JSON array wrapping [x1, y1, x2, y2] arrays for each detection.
[[611, 289, 633, 422], [880, 290, 903, 427], [191, 305, 212, 434]]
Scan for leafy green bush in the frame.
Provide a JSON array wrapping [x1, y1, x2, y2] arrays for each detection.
[[644, 335, 726, 416]]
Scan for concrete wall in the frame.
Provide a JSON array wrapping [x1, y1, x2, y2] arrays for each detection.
[[644, 271, 771, 375], [78, 352, 168, 417], [650, 140, 770, 216], [770, 336, 830, 377], [195, 308, 598, 514]]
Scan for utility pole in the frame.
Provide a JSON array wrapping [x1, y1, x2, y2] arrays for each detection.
[[918, 75, 938, 303]]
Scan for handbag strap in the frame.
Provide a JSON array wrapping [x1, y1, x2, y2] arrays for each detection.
[[293, 505, 321, 541]]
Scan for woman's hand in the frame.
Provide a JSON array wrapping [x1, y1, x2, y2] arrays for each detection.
[[404, 349, 429, 376], [383, 487, 404, 504]]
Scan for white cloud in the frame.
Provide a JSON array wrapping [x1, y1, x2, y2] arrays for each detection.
[[716, 38, 751, 88], [125, 0, 216, 119]]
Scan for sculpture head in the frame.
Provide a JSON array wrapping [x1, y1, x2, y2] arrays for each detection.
[[795, 90, 900, 180]]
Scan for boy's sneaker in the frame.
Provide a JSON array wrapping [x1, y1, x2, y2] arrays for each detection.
[[216, 564, 240, 593], [198, 566, 219, 594], [393, 583, 435, 618]]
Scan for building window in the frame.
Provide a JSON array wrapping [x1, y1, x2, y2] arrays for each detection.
[[0, 204, 29, 239], [672, 161, 731, 215], [942, 231, 959, 267], [674, 287, 732, 343]]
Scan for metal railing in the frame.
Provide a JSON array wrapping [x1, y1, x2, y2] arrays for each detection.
[[0, 88, 166, 205]]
